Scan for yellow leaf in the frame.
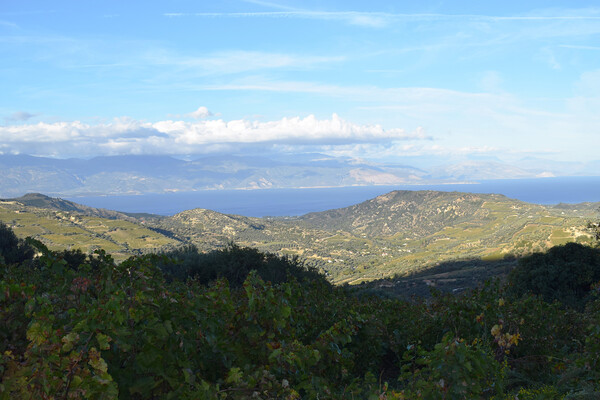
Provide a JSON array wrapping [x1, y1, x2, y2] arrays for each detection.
[[89, 357, 108, 373], [491, 324, 501, 337]]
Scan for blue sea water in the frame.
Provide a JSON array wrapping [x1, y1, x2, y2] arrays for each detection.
[[66, 176, 600, 218]]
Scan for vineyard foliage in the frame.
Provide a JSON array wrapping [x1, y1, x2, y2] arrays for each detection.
[[3, 222, 600, 398]]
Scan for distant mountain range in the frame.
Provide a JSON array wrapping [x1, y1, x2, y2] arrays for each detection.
[[2, 153, 598, 197]]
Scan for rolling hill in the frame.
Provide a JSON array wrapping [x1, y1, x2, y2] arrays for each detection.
[[1, 191, 598, 286], [153, 190, 598, 284], [0, 194, 180, 260]]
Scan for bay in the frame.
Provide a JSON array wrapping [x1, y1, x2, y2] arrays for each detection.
[[66, 176, 600, 217]]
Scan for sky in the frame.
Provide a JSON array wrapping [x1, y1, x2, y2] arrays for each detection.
[[1, 0, 600, 166]]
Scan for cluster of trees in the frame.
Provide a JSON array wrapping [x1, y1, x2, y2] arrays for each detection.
[[156, 244, 325, 287], [0, 222, 34, 265], [2, 221, 600, 398]]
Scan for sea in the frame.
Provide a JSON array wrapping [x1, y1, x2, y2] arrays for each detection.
[[65, 176, 600, 218]]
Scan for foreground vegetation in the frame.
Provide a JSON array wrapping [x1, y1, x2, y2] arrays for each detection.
[[3, 222, 600, 399]]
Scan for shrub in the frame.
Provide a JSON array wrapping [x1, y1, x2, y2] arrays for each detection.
[[158, 243, 328, 287], [0, 222, 34, 266], [507, 243, 600, 310]]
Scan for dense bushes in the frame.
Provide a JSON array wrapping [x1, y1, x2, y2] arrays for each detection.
[[2, 227, 600, 398], [157, 244, 327, 287], [0, 222, 34, 266], [507, 242, 600, 309]]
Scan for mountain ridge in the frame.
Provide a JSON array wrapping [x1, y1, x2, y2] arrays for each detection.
[[3, 193, 143, 221], [3, 153, 589, 197], [299, 190, 518, 236]]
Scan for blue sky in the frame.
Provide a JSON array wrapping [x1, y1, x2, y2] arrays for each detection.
[[1, 0, 600, 166]]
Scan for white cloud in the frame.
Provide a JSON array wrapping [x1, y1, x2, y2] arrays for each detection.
[[153, 113, 428, 144], [186, 106, 212, 119], [121, 74, 595, 160], [0, 114, 429, 158]]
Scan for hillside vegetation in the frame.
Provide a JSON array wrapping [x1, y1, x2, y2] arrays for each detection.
[[0, 195, 180, 261], [3, 222, 600, 398], [154, 191, 598, 284], [0, 191, 597, 287]]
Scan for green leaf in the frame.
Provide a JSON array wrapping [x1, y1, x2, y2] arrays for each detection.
[[183, 368, 194, 384], [71, 375, 83, 388], [88, 349, 109, 374], [164, 320, 173, 334], [61, 332, 79, 353], [129, 376, 158, 395], [26, 322, 49, 346], [226, 367, 243, 384], [96, 333, 111, 350]]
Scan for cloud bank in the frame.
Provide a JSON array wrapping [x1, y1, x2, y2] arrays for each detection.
[[0, 113, 429, 158]]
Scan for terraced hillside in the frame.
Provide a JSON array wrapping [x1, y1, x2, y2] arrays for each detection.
[[1, 191, 598, 285], [0, 195, 180, 260], [152, 191, 599, 284]]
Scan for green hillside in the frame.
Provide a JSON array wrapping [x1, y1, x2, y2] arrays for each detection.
[[1, 191, 598, 286], [0, 195, 180, 260], [152, 191, 598, 284]]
